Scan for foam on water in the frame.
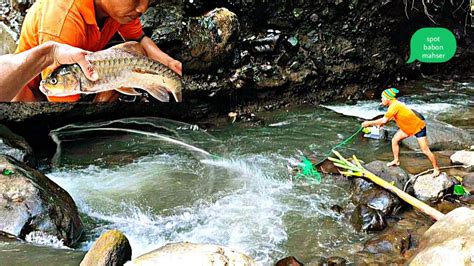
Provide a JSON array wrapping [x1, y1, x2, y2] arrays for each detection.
[[322, 100, 458, 120], [47, 154, 299, 265], [24, 232, 69, 249]]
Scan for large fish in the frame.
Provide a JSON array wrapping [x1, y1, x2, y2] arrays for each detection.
[[40, 42, 182, 102]]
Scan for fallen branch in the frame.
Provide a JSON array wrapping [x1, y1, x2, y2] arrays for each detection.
[[329, 150, 445, 221]]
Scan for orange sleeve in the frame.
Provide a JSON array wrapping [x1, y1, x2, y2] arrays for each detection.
[[118, 18, 144, 40], [384, 102, 399, 120]]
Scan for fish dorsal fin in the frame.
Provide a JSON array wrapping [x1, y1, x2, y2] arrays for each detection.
[[109, 42, 146, 57], [115, 87, 142, 96]]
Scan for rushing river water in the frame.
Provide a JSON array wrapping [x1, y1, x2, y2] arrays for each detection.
[[0, 80, 472, 265]]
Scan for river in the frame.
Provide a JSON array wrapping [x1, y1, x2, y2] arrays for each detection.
[[0, 79, 472, 265]]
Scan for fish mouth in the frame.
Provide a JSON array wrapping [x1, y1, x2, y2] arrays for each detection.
[[39, 81, 50, 96]]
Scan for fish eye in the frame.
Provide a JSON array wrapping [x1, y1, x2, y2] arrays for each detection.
[[50, 78, 58, 85]]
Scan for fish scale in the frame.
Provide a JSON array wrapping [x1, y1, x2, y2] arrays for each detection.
[[40, 42, 182, 102]]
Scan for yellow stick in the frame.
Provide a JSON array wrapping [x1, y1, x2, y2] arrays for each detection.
[[334, 154, 445, 221], [361, 168, 444, 221]]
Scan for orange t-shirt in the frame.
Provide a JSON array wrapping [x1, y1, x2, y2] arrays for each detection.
[[14, 0, 143, 102], [384, 100, 426, 136]]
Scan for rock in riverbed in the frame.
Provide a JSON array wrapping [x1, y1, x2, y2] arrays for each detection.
[[409, 207, 474, 265], [126, 242, 256, 266], [81, 230, 132, 266], [0, 155, 82, 247]]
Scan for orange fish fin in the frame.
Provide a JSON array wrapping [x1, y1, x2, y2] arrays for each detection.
[[115, 87, 142, 96]]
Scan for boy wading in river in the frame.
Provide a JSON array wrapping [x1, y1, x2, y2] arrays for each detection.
[[361, 88, 440, 177]]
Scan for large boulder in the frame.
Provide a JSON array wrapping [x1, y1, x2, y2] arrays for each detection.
[[363, 161, 411, 189], [0, 155, 82, 247], [402, 120, 473, 151], [141, 2, 182, 49], [413, 172, 454, 202], [409, 207, 474, 265], [81, 230, 132, 266], [0, 124, 35, 166], [183, 8, 240, 72], [125, 242, 256, 266], [450, 150, 474, 167]]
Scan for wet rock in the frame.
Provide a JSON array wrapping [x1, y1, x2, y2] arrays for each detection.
[[413, 172, 454, 202], [350, 204, 386, 232], [461, 173, 474, 193], [450, 150, 474, 167], [127, 242, 256, 265], [81, 230, 132, 266], [9, 0, 33, 12], [326, 256, 347, 265], [141, 2, 182, 51], [306, 256, 327, 266], [433, 200, 462, 214], [409, 207, 474, 265], [402, 120, 473, 151], [0, 155, 82, 247], [363, 227, 410, 255], [0, 230, 21, 243], [0, 21, 17, 55], [183, 8, 240, 72], [352, 187, 401, 215], [275, 256, 303, 266], [363, 160, 410, 189], [0, 124, 35, 167]]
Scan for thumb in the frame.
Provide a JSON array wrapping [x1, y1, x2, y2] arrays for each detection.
[[76, 53, 99, 81]]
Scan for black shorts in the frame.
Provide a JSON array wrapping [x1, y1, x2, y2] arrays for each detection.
[[415, 127, 427, 138]]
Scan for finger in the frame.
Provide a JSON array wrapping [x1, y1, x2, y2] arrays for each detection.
[[170, 61, 182, 76], [77, 54, 98, 81]]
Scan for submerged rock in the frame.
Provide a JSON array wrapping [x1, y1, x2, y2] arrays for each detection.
[[350, 204, 386, 232], [126, 242, 256, 266], [363, 227, 410, 255], [413, 172, 453, 202], [275, 256, 303, 266], [183, 8, 240, 72], [0, 155, 82, 247], [402, 120, 473, 151], [81, 230, 132, 266], [0, 124, 35, 167], [409, 207, 474, 265], [0, 230, 21, 243]]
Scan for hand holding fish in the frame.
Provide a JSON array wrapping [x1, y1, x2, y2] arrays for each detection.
[[167, 59, 182, 76], [41, 41, 182, 102], [49, 42, 99, 82]]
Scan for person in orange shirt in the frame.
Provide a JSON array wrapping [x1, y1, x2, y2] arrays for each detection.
[[361, 88, 440, 177], [13, 0, 182, 102]]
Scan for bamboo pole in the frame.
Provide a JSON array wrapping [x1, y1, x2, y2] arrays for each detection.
[[329, 151, 445, 221]]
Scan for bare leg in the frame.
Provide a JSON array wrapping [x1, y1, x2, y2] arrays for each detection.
[[416, 136, 440, 177], [388, 129, 409, 167]]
